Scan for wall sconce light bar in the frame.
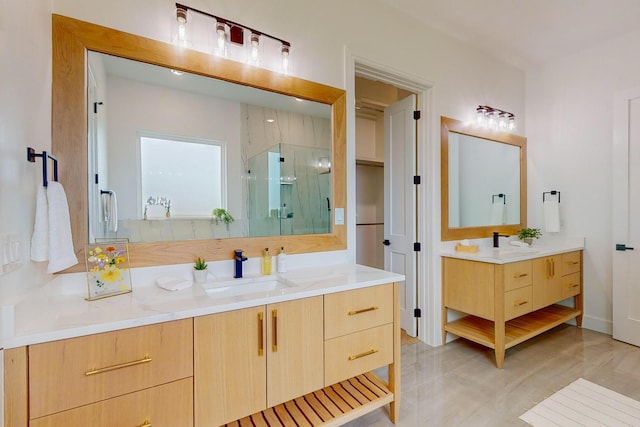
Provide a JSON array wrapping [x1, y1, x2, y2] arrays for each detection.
[[175, 3, 291, 49], [476, 105, 515, 131]]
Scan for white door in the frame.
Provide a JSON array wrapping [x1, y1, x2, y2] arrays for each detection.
[[613, 86, 640, 346], [87, 67, 101, 243], [384, 94, 417, 337]]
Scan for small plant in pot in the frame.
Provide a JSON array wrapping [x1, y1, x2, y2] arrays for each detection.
[[517, 228, 542, 245], [193, 257, 208, 284], [212, 208, 235, 230]]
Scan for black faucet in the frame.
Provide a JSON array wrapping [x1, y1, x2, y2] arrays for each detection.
[[234, 249, 248, 278], [493, 232, 509, 248]]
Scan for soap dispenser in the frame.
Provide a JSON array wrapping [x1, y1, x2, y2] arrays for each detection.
[[262, 248, 272, 275], [277, 246, 287, 273]]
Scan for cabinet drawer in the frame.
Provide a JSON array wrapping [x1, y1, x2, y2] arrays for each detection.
[[562, 251, 581, 276], [324, 323, 393, 386], [562, 272, 581, 298], [30, 378, 193, 427], [504, 286, 533, 321], [503, 260, 533, 291], [324, 283, 394, 339], [29, 318, 193, 418]]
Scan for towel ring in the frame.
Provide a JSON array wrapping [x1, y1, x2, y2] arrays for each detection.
[[492, 193, 506, 204], [543, 191, 561, 203]]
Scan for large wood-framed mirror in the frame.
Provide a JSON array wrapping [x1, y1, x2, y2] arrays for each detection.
[[441, 116, 527, 241], [52, 15, 346, 272]]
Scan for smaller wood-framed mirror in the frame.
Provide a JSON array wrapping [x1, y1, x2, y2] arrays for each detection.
[[441, 116, 527, 241]]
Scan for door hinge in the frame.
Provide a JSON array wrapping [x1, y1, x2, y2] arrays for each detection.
[[413, 110, 421, 120], [95, 174, 99, 184], [93, 101, 103, 114], [413, 175, 421, 185], [414, 308, 422, 318], [279, 157, 285, 162], [414, 242, 421, 252]]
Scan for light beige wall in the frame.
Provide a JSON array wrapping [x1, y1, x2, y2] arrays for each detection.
[[526, 28, 640, 334], [0, 0, 53, 300]]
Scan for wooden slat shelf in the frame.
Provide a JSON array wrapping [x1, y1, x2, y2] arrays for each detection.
[[224, 372, 393, 427], [444, 304, 581, 350]]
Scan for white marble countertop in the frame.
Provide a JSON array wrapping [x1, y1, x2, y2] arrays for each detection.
[[440, 236, 585, 264], [1, 263, 404, 349]]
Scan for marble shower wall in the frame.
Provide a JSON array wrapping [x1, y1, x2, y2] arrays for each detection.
[[242, 104, 332, 237]]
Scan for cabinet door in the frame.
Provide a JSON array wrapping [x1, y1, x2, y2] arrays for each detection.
[[267, 296, 324, 407], [194, 306, 267, 427], [532, 255, 562, 310]]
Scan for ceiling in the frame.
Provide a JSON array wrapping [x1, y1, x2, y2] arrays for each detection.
[[380, 0, 640, 70]]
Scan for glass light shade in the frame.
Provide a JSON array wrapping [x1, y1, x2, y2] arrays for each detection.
[[171, 7, 191, 48]]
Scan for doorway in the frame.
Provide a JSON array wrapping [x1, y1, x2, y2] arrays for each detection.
[[354, 75, 419, 337]]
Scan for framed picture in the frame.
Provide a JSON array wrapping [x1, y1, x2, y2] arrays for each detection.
[[85, 239, 132, 300]]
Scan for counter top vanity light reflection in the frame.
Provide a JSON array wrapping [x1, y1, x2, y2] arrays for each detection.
[[2, 263, 404, 349]]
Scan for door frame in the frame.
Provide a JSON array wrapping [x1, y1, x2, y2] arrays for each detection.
[[346, 50, 439, 345]]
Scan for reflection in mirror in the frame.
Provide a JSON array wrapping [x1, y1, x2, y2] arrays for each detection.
[[87, 51, 331, 243], [441, 116, 527, 241], [447, 132, 520, 227]]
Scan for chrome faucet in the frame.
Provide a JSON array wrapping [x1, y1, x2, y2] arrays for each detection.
[[234, 249, 248, 278]]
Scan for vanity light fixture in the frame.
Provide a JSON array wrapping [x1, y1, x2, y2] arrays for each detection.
[[174, 3, 292, 74], [476, 105, 516, 131]]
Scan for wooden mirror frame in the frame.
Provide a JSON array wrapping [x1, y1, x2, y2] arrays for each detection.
[[441, 116, 527, 241], [52, 15, 346, 272]]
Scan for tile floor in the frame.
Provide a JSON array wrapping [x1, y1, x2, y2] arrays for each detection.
[[345, 325, 640, 426]]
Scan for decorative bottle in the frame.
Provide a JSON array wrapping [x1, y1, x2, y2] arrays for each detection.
[[262, 248, 272, 275], [277, 246, 287, 273]]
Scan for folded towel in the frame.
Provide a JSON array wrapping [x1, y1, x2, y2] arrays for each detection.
[[31, 186, 49, 262], [544, 199, 560, 233], [489, 202, 506, 225], [156, 276, 193, 291], [46, 182, 78, 273]]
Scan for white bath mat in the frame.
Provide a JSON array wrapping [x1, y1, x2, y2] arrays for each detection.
[[520, 378, 640, 426]]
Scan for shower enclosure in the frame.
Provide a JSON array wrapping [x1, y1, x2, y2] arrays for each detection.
[[248, 143, 331, 237]]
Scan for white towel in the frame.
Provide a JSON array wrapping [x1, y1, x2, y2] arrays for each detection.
[[102, 191, 118, 233], [544, 199, 560, 232], [45, 182, 78, 273], [489, 202, 506, 225], [30, 186, 49, 262]]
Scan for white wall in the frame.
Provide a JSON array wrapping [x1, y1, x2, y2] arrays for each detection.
[[2, 0, 526, 346], [526, 28, 640, 334]]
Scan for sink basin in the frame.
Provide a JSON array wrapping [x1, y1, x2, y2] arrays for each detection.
[[202, 276, 293, 298], [492, 247, 538, 259]]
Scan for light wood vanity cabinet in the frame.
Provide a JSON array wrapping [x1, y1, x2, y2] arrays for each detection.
[[194, 297, 324, 427], [443, 250, 583, 369], [4, 282, 400, 427]]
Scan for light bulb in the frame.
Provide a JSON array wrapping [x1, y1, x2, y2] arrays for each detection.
[[281, 44, 290, 75], [172, 7, 191, 48], [486, 110, 497, 130], [476, 106, 487, 127], [498, 112, 508, 129], [215, 22, 226, 56], [250, 32, 260, 65], [508, 115, 516, 131]]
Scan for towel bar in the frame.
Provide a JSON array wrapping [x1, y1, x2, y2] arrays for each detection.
[[27, 147, 58, 187]]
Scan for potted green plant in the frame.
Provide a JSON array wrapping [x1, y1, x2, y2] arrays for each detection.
[[193, 257, 208, 283], [517, 227, 542, 245], [212, 208, 234, 229]]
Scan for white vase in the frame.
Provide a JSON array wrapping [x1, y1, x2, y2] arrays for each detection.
[[193, 269, 208, 284]]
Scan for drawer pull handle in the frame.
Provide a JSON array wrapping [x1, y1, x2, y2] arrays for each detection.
[[570, 283, 579, 288], [85, 356, 152, 376], [568, 261, 580, 265], [512, 273, 528, 279], [272, 309, 278, 352], [258, 312, 264, 356], [513, 300, 528, 307], [139, 421, 151, 427], [348, 306, 379, 316], [348, 348, 378, 361]]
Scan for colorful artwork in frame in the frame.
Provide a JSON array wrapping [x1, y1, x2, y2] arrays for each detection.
[[85, 239, 132, 300]]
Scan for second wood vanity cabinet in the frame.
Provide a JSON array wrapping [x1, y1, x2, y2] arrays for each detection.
[[442, 250, 583, 369]]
